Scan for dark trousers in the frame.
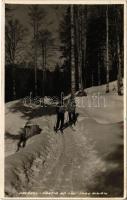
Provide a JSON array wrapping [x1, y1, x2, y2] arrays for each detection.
[[68, 111, 76, 124], [56, 113, 64, 130], [17, 133, 26, 151]]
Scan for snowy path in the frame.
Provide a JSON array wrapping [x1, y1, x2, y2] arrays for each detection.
[[23, 106, 123, 198], [26, 111, 103, 197], [5, 88, 123, 197]]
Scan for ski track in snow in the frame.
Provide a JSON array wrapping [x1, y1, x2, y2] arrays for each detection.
[[19, 108, 122, 198], [5, 84, 123, 197], [26, 113, 97, 197]]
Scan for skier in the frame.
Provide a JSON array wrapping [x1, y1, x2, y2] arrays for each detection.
[[67, 94, 76, 125], [54, 99, 65, 133]]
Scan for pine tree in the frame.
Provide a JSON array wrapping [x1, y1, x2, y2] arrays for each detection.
[[28, 5, 45, 96], [5, 18, 27, 99], [38, 29, 54, 100], [106, 5, 110, 93], [115, 7, 123, 95]]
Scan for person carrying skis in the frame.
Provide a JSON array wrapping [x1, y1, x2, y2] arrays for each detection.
[[67, 94, 76, 125], [54, 99, 65, 133]]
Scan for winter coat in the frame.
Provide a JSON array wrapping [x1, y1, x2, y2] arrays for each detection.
[[67, 100, 76, 113], [56, 103, 65, 114]]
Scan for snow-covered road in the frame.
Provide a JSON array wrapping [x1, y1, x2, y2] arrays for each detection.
[[5, 83, 124, 197], [24, 105, 123, 198]]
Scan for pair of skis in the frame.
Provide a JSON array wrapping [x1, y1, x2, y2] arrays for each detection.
[[54, 122, 76, 133]]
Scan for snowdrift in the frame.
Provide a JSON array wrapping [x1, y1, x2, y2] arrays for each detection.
[[5, 125, 59, 197]]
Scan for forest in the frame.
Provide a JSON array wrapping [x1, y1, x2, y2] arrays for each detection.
[[5, 4, 124, 102]]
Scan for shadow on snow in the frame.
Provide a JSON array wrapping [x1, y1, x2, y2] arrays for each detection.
[[87, 143, 123, 197], [8, 100, 56, 120]]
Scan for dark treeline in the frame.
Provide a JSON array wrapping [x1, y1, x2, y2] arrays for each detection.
[[5, 61, 117, 102], [5, 5, 124, 102], [5, 65, 71, 102]]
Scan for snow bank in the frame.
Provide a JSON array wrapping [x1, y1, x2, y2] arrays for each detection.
[[5, 126, 59, 197], [86, 80, 120, 94], [5, 100, 26, 135], [75, 80, 123, 124]]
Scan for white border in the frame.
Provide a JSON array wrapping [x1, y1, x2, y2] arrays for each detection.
[[0, 0, 5, 198], [124, 1, 127, 200], [3, 0, 126, 4], [0, 0, 126, 199]]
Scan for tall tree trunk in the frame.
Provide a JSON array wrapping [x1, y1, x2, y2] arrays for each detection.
[[41, 44, 45, 103], [91, 71, 94, 86], [78, 6, 83, 92], [70, 5, 76, 94], [98, 56, 101, 86], [77, 6, 87, 94], [42, 45, 45, 69], [12, 30, 16, 99], [117, 29, 123, 95], [97, 50, 101, 85], [106, 5, 109, 93], [34, 21, 38, 96], [43, 44, 47, 101], [116, 8, 123, 95], [74, 6, 79, 91], [83, 6, 87, 89], [13, 64, 16, 99], [34, 46, 37, 96], [44, 43, 47, 68], [28, 6, 45, 96]]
